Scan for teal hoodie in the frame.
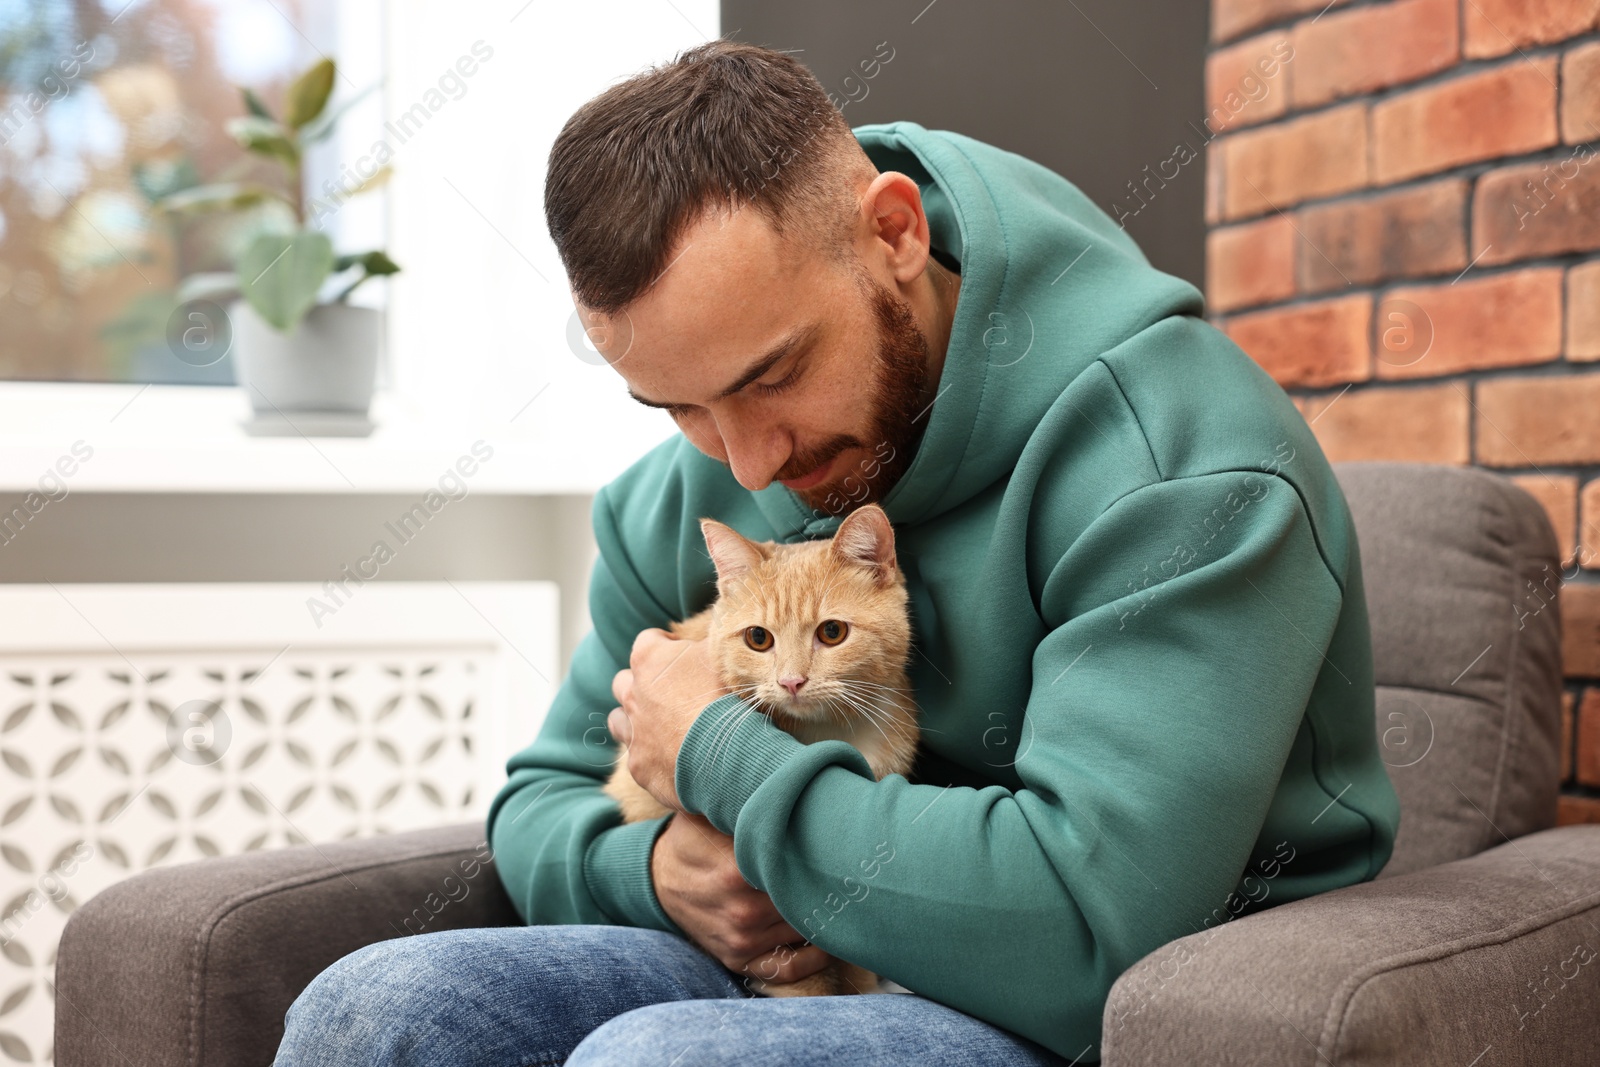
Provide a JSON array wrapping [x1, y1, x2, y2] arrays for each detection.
[[487, 120, 1399, 1061]]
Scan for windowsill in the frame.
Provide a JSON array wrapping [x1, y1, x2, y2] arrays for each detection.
[[0, 381, 635, 496]]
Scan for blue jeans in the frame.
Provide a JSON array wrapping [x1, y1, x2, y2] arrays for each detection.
[[272, 924, 1078, 1066]]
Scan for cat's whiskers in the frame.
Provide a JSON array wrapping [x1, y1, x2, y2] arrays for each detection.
[[831, 693, 895, 745], [833, 678, 917, 695], [722, 681, 765, 702], [832, 677, 915, 706], [817, 685, 911, 746], [832, 694, 921, 742], [725, 680, 791, 720], [695, 697, 762, 774], [715, 704, 764, 772], [831, 679, 946, 735]]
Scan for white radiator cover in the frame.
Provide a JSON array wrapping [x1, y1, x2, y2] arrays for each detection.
[[0, 581, 558, 1064]]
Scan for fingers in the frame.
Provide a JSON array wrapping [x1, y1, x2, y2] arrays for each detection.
[[741, 942, 832, 985], [611, 668, 633, 706], [628, 628, 676, 669], [606, 707, 630, 745]]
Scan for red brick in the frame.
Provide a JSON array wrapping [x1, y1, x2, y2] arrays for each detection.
[[1565, 42, 1600, 145], [1300, 383, 1468, 464], [1557, 794, 1600, 825], [1567, 584, 1600, 677], [1221, 104, 1369, 220], [1291, 0, 1458, 109], [1476, 374, 1600, 466], [1572, 261, 1600, 361], [1474, 152, 1600, 265], [1207, 215, 1296, 312], [1206, 32, 1294, 133], [1512, 474, 1578, 565], [1464, 0, 1600, 60], [1581, 691, 1600, 784], [1296, 180, 1467, 294], [1224, 294, 1371, 387], [1213, 0, 1351, 44], [1374, 269, 1563, 380], [1580, 478, 1600, 570], [1563, 690, 1577, 781], [1373, 60, 1559, 184]]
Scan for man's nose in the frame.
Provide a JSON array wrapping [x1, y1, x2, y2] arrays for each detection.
[[717, 411, 787, 491], [779, 675, 807, 696]]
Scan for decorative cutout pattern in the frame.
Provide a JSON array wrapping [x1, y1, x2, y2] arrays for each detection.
[[0, 581, 555, 1063]]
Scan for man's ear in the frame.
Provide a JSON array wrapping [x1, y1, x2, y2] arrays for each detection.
[[700, 519, 766, 586], [831, 504, 897, 586]]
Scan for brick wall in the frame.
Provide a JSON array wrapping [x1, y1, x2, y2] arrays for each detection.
[[1204, 0, 1600, 824]]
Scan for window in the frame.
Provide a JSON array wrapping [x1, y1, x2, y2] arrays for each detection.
[[0, 0, 704, 489], [0, 0, 374, 385]]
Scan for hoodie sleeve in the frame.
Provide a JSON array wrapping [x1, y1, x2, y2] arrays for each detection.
[[673, 470, 1349, 1060], [485, 489, 688, 939]]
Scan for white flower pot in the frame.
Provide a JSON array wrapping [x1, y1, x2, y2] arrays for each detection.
[[231, 300, 381, 417]]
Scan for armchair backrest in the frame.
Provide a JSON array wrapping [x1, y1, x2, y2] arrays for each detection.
[[1334, 462, 1564, 878]]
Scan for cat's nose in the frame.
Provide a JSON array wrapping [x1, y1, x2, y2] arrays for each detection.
[[779, 676, 808, 696]]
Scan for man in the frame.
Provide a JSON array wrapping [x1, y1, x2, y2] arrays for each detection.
[[274, 39, 1398, 1066]]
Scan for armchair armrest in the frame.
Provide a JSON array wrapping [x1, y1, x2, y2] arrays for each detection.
[[1102, 825, 1600, 1066], [54, 822, 520, 1067]]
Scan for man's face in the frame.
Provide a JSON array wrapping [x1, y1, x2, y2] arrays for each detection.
[[581, 206, 936, 516]]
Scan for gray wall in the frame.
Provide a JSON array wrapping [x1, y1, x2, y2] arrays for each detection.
[[723, 0, 1207, 287], [0, 493, 599, 677]]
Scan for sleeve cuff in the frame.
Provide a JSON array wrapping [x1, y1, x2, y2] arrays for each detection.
[[582, 815, 688, 939], [675, 693, 808, 836]]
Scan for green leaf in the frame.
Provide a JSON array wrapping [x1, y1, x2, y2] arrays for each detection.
[[240, 86, 274, 121], [155, 182, 279, 216], [225, 116, 300, 167], [332, 250, 400, 275], [330, 250, 401, 302], [238, 232, 334, 332], [283, 58, 336, 129], [358, 250, 400, 275], [299, 82, 378, 144]]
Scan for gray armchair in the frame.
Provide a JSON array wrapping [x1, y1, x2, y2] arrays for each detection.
[[55, 463, 1587, 1066]]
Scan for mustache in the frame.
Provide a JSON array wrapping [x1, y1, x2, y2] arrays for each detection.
[[776, 435, 860, 482]]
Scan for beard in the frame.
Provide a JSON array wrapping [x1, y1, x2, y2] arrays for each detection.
[[782, 268, 936, 517]]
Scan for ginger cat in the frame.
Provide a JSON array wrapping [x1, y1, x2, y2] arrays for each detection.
[[604, 503, 920, 998]]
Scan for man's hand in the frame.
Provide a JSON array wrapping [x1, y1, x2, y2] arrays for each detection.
[[608, 628, 725, 811], [652, 810, 834, 985]]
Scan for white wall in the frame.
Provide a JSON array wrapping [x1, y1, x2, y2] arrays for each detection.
[[377, 0, 718, 476]]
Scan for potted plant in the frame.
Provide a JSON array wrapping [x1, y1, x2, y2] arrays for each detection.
[[160, 57, 397, 433]]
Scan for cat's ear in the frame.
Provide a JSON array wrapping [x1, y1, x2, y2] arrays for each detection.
[[831, 504, 897, 587], [700, 519, 765, 587]]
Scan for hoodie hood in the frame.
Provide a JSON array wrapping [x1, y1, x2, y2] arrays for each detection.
[[752, 120, 1202, 541]]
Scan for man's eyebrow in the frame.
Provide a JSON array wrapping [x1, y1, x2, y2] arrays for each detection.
[[628, 323, 820, 410]]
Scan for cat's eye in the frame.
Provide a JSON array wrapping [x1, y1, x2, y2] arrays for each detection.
[[744, 626, 774, 652], [816, 620, 849, 646]]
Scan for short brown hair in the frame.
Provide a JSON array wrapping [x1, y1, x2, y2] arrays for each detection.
[[544, 39, 872, 315]]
